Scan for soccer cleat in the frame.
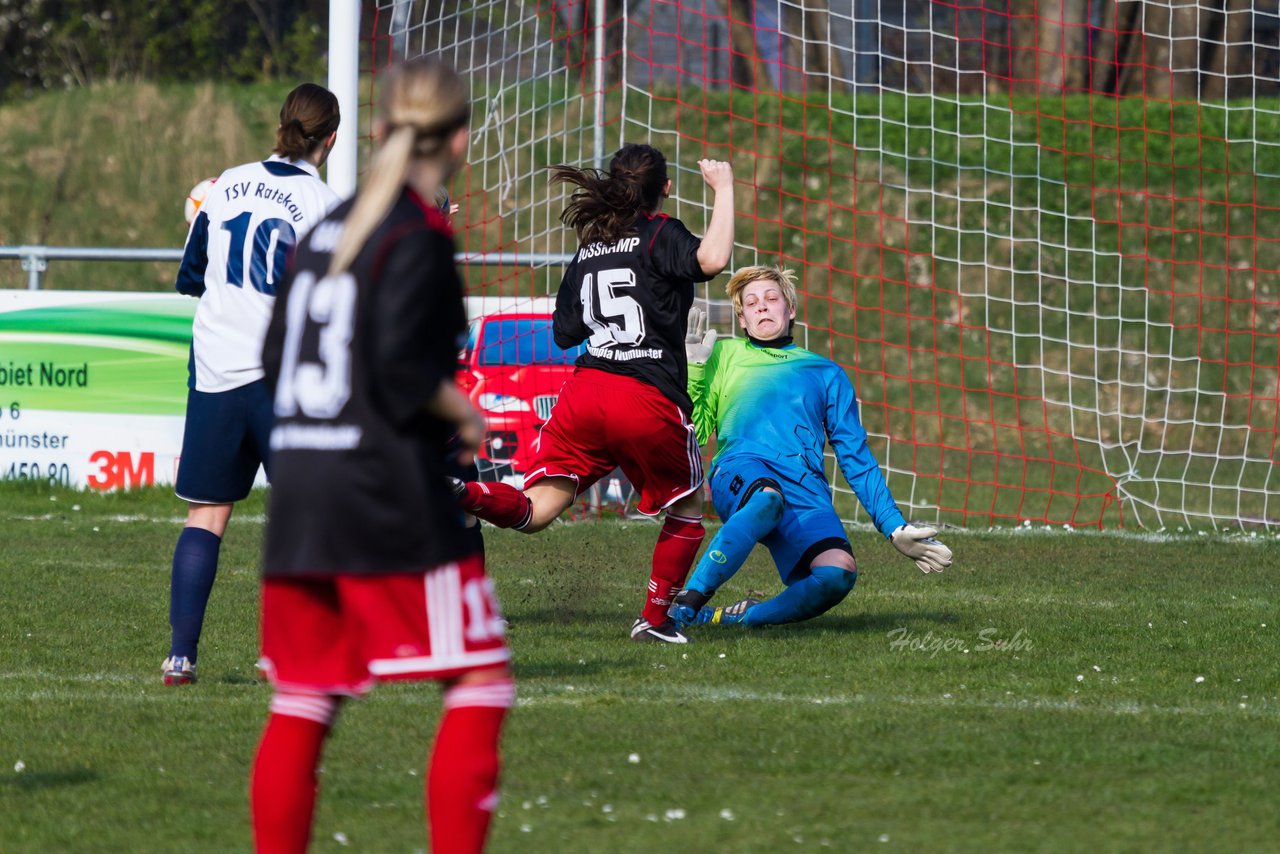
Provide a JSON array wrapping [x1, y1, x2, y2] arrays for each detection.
[[667, 588, 712, 629], [447, 476, 467, 501], [695, 597, 761, 626], [630, 617, 691, 644], [162, 655, 197, 686]]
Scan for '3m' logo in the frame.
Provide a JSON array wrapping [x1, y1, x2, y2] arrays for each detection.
[[86, 451, 155, 491]]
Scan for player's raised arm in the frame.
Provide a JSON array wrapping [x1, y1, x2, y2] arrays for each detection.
[[685, 306, 721, 447], [695, 159, 735, 277]]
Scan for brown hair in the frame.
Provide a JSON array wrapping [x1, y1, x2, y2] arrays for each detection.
[[329, 57, 470, 275], [549, 143, 668, 246], [274, 83, 341, 160], [726, 265, 799, 315]]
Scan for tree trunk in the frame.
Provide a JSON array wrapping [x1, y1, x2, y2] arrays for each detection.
[[1199, 0, 1229, 100], [1088, 0, 1118, 94], [1008, 5, 1040, 94], [1107, 1, 1145, 95], [1139, 0, 1174, 97], [983, 1, 1013, 96], [553, 0, 590, 78], [604, 3, 625, 87], [245, 0, 285, 65], [728, 0, 767, 90], [1169, 0, 1204, 98], [804, 3, 838, 96], [1037, 0, 1089, 91], [1221, 0, 1256, 99]]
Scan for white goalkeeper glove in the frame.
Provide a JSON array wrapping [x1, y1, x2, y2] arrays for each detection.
[[685, 306, 717, 364], [891, 524, 953, 573]]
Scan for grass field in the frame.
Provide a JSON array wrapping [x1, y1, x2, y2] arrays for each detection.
[[2, 481, 1277, 852]]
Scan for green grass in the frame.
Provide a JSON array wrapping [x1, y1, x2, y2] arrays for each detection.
[[1, 481, 1277, 852]]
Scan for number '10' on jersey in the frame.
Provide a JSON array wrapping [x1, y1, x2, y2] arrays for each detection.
[[174, 156, 340, 394]]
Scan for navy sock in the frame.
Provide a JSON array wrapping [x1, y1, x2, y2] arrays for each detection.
[[742, 565, 857, 626], [168, 527, 222, 662], [687, 490, 783, 596]]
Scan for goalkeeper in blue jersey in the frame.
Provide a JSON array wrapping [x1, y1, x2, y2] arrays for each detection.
[[668, 265, 953, 629]]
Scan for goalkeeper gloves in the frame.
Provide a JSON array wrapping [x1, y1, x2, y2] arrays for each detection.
[[890, 524, 953, 573], [685, 306, 717, 364]]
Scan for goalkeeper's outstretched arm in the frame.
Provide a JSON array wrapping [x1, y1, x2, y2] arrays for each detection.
[[825, 365, 952, 573]]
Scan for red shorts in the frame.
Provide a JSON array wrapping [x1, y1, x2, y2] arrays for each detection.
[[524, 367, 704, 516], [258, 554, 510, 696]]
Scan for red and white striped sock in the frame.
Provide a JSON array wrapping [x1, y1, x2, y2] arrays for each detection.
[[459, 482, 533, 530], [643, 513, 705, 626], [250, 693, 341, 854], [427, 678, 516, 854]]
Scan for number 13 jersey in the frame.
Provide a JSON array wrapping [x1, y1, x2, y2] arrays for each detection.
[[260, 187, 472, 578], [552, 212, 715, 413]]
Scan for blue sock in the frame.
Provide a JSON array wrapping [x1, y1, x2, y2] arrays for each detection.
[[687, 490, 784, 595], [168, 527, 222, 662], [742, 565, 857, 626]]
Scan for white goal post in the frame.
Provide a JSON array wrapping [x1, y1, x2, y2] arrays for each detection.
[[327, 0, 362, 198]]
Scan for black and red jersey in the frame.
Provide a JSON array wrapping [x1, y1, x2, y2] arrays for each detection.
[[260, 187, 472, 578], [552, 212, 713, 412]]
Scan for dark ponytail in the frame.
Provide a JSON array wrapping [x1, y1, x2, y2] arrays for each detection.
[[550, 143, 668, 245], [274, 83, 341, 161]]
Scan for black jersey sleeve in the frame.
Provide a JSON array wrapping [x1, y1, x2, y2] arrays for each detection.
[[369, 228, 467, 427], [552, 256, 590, 350], [649, 216, 714, 284]]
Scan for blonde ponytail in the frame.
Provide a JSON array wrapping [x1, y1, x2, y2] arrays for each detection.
[[326, 57, 470, 276], [328, 126, 415, 275]]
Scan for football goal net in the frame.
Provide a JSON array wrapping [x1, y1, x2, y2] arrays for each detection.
[[358, 0, 1280, 533]]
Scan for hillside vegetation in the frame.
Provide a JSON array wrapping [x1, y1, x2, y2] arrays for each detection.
[[0, 81, 297, 290], [4, 83, 1274, 294]]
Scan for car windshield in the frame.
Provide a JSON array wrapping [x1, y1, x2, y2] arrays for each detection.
[[478, 318, 585, 366]]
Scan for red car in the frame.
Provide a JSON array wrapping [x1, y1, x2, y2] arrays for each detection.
[[457, 311, 585, 479]]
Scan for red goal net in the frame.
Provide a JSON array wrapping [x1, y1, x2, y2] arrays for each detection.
[[364, 1, 1280, 532]]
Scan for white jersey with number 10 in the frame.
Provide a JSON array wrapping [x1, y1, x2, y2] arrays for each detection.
[[175, 155, 341, 393]]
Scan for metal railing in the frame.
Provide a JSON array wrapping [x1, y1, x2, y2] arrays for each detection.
[[0, 246, 183, 290], [0, 245, 574, 290]]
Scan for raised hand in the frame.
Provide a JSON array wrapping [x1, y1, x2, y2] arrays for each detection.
[[685, 306, 717, 364], [698, 158, 734, 192]]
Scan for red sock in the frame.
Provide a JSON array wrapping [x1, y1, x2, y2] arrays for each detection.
[[460, 482, 533, 529], [644, 513, 705, 625], [427, 679, 515, 854], [250, 695, 338, 854]]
